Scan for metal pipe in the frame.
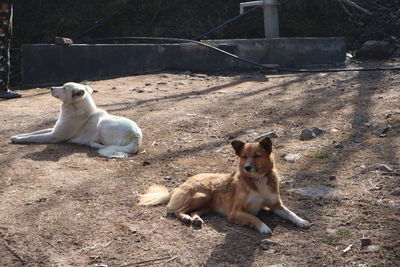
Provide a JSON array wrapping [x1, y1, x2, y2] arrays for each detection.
[[240, 0, 280, 38], [240, 1, 263, 14]]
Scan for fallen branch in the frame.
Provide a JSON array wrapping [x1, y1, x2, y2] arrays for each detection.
[[122, 256, 172, 266], [338, 0, 353, 16], [339, 0, 373, 16]]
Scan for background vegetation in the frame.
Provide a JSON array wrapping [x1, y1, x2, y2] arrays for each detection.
[[13, 0, 400, 49]]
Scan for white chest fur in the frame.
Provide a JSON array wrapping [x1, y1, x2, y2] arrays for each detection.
[[245, 184, 279, 215]]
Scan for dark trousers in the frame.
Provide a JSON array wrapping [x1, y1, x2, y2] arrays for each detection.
[[0, 0, 11, 92]]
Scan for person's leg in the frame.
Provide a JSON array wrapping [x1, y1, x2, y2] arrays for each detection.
[[0, 0, 20, 99]]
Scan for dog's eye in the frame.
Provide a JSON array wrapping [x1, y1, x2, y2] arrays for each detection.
[[254, 154, 260, 158]]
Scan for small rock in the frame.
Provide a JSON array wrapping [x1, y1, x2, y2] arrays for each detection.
[[145, 83, 151, 86], [334, 144, 344, 149], [157, 82, 167, 85], [137, 89, 145, 93], [361, 245, 380, 252], [328, 175, 336, 181], [260, 239, 279, 246], [255, 131, 278, 141], [260, 239, 279, 250], [360, 237, 372, 247], [164, 175, 172, 180], [112, 86, 117, 90], [300, 127, 326, 141], [376, 164, 394, 172], [178, 81, 188, 85], [243, 129, 256, 134], [326, 228, 337, 235], [284, 153, 302, 162], [129, 227, 137, 233], [390, 187, 400, 196], [23, 201, 33, 205], [54, 36, 73, 45], [35, 197, 47, 203], [372, 127, 390, 137], [142, 161, 151, 166]]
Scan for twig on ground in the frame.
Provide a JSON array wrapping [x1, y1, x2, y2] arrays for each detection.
[[3, 242, 25, 265], [165, 256, 178, 263], [122, 256, 172, 266]]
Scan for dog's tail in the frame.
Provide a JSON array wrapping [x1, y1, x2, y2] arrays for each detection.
[[138, 185, 171, 206]]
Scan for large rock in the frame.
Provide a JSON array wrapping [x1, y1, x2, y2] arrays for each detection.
[[288, 185, 338, 199], [300, 127, 326, 141], [355, 40, 392, 59]]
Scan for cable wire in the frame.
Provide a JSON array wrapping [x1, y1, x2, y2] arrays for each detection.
[[78, 36, 400, 73]]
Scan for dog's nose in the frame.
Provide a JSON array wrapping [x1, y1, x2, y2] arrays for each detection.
[[244, 165, 252, 172]]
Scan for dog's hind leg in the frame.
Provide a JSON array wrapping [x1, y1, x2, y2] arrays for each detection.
[[171, 191, 211, 225], [89, 142, 105, 149], [191, 206, 212, 227]]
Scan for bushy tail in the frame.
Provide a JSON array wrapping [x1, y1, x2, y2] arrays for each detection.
[[138, 185, 171, 206], [98, 143, 139, 158]]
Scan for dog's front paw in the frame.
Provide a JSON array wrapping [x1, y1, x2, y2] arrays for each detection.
[[10, 135, 21, 143], [296, 219, 311, 229], [259, 223, 272, 235]]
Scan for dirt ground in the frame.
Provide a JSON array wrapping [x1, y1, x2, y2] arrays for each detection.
[[0, 67, 399, 267]]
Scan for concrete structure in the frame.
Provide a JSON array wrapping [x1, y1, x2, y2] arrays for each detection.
[[22, 37, 345, 85], [240, 0, 280, 38]]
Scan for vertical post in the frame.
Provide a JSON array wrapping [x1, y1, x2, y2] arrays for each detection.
[[262, 0, 279, 38]]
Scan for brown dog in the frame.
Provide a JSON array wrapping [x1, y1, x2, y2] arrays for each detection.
[[138, 137, 310, 234]]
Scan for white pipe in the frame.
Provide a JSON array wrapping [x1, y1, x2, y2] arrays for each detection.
[[240, 1, 263, 14], [240, 0, 279, 14]]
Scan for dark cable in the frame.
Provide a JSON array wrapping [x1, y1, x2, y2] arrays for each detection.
[[75, 11, 120, 41], [194, 6, 260, 40]]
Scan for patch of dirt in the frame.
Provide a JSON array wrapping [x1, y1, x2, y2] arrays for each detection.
[[0, 68, 399, 266]]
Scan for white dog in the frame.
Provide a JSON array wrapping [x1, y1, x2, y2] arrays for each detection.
[[11, 82, 142, 158]]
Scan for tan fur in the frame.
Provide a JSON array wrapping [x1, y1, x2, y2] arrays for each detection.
[[138, 137, 310, 234]]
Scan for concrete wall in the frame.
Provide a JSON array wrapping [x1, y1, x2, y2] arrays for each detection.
[[22, 37, 345, 85]]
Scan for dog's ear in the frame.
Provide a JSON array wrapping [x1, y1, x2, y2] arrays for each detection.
[[72, 88, 85, 98], [84, 85, 94, 94], [231, 140, 245, 156], [259, 137, 272, 154]]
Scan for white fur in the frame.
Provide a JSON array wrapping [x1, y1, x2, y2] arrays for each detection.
[[273, 207, 310, 228], [11, 82, 142, 158], [259, 222, 272, 235]]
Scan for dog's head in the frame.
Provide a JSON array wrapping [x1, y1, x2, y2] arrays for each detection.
[[231, 137, 274, 176], [51, 82, 94, 103]]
